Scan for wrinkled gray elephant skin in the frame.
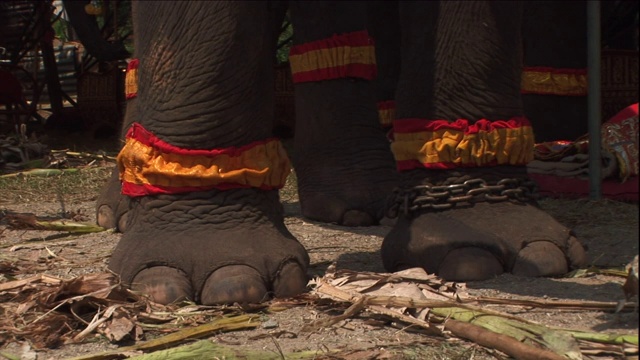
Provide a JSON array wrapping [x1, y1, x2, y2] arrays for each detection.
[[93, 1, 587, 305]]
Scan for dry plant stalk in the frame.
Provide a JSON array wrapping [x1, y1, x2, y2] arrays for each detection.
[[3, 213, 105, 233], [67, 314, 261, 360], [309, 279, 442, 336], [468, 295, 639, 312], [0, 168, 80, 178], [311, 267, 638, 359], [0, 273, 62, 292], [444, 319, 566, 360]]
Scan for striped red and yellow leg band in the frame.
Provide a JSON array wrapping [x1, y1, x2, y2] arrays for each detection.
[[289, 30, 377, 83], [117, 123, 292, 197], [391, 117, 535, 171], [125, 59, 139, 100], [377, 100, 396, 127], [521, 67, 587, 96]]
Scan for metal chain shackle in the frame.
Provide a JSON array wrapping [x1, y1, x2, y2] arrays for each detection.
[[385, 177, 538, 219]]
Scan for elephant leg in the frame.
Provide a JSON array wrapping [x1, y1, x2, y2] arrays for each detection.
[[288, 2, 398, 226], [98, 2, 288, 234], [108, 2, 309, 305], [381, 2, 588, 281], [96, 167, 130, 231], [521, 1, 588, 142], [366, 0, 401, 132], [96, 92, 138, 232]]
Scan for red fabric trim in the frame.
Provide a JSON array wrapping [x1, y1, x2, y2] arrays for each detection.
[[121, 181, 281, 197], [289, 30, 376, 83], [291, 63, 377, 83], [396, 159, 503, 171], [125, 93, 137, 100], [127, 58, 139, 71], [377, 100, 396, 110], [520, 66, 588, 96], [125, 122, 279, 158], [607, 103, 638, 124], [289, 30, 374, 55], [522, 66, 587, 75], [520, 89, 587, 96], [529, 174, 639, 202], [392, 117, 531, 134]]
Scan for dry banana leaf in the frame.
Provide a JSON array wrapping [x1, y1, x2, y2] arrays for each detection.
[[311, 266, 638, 360]]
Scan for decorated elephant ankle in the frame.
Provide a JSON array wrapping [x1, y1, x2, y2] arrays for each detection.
[[381, 167, 588, 281], [104, 2, 318, 304], [107, 123, 310, 305], [109, 189, 310, 305]]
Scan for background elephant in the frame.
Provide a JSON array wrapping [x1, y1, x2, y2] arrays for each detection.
[[98, 1, 586, 305], [522, 0, 639, 142], [368, 1, 638, 141]]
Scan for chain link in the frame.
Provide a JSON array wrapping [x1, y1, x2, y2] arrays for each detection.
[[385, 177, 537, 219]]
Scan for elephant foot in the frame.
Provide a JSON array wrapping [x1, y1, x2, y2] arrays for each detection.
[[298, 191, 393, 227], [96, 167, 130, 232], [292, 79, 399, 227], [293, 136, 398, 227], [436, 242, 575, 280], [381, 168, 588, 281], [292, 120, 398, 226], [109, 189, 310, 305]]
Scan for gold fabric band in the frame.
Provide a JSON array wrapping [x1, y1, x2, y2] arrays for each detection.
[[521, 67, 587, 96], [391, 119, 535, 170], [117, 123, 291, 195]]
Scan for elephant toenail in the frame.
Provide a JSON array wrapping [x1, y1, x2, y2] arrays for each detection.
[[566, 236, 589, 269], [97, 205, 116, 229], [512, 241, 568, 277], [438, 248, 504, 281], [200, 265, 268, 305], [273, 262, 309, 298], [117, 212, 129, 233], [131, 266, 193, 304]]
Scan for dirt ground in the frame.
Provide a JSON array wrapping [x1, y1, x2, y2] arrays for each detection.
[[0, 162, 638, 359]]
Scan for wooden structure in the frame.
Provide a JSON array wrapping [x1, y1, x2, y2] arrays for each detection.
[[0, 0, 56, 129], [1, 0, 128, 137]]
